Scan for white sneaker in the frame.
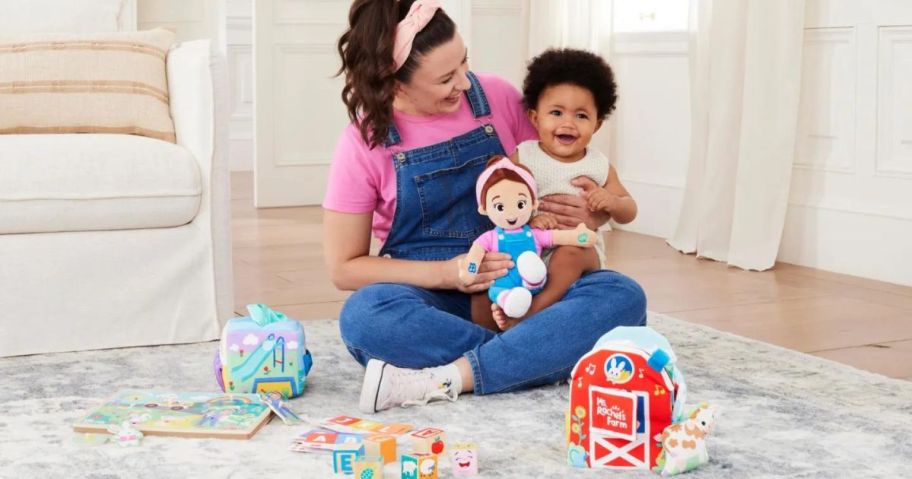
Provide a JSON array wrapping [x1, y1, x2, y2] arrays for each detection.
[[498, 287, 532, 318], [517, 251, 547, 289], [359, 359, 458, 414]]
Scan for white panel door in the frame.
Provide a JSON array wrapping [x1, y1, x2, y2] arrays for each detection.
[[226, 0, 254, 172], [780, 0, 912, 286], [254, 0, 349, 207]]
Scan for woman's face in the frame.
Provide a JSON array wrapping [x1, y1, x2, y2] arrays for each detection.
[[394, 33, 470, 116], [481, 179, 537, 230]]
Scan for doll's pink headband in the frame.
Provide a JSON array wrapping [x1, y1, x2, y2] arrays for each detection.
[[475, 157, 539, 205], [392, 0, 442, 72]]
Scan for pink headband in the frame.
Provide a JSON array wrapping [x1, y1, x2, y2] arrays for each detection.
[[392, 0, 442, 72], [475, 157, 539, 205]]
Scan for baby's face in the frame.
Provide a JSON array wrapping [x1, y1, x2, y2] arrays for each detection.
[[528, 83, 600, 162], [481, 179, 536, 229]]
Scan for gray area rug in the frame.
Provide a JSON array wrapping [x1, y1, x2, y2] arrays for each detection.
[[2, 313, 911, 478]]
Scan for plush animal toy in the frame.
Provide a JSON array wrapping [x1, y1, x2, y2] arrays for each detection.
[[459, 156, 597, 318], [653, 403, 717, 476]]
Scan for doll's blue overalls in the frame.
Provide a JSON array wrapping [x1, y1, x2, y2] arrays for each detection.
[[487, 225, 543, 303], [378, 71, 505, 260]]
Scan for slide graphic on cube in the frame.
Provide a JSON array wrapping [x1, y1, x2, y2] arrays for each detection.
[[364, 434, 397, 464], [410, 427, 446, 455]]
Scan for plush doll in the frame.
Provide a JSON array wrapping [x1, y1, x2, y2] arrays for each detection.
[[653, 403, 718, 476], [459, 156, 598, 318]]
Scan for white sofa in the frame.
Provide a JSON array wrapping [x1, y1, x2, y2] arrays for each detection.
[[0, 4, 234, 357]]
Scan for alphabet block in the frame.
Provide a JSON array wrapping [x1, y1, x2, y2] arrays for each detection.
[[410, 427, 445, 455], [400, 453, 419, 479], [450, 442, 479, 475], [332, 447, 361, 476], [353, 455, 383, 479], [364, 434, 397, 464]]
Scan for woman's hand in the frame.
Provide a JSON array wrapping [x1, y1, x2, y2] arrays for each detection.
[[448, 252, 513, 293], [537, 176, 610, 231]]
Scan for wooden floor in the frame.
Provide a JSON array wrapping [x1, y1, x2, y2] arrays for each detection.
[[231, 172, 912, 381]]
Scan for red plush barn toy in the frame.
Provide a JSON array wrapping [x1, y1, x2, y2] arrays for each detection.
[[566, 326, 687, 471]]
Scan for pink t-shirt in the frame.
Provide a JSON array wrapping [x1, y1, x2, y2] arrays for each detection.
[[473, 228, 554, 256], [322, 73, 538, 242]]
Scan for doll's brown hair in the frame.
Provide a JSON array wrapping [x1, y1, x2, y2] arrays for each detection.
[[336, 0, 457, 149], [478, 156, 537, 207]]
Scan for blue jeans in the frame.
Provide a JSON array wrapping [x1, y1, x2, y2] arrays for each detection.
[[339, 270, 646, 395]]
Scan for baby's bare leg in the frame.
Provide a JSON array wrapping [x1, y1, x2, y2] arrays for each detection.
[[471, 292, 500, 332], [525, 246, 601, 317]]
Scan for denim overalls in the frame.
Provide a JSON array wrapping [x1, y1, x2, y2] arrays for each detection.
[[379, 71, 505, 261], [339, 72, 648, 395]]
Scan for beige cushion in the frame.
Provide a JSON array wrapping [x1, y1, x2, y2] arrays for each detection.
[[0, 134, 201, 235], [0, 29, 176, 142]]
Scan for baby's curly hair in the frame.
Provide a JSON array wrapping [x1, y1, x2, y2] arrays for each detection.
[[522, 48, 618, 121]]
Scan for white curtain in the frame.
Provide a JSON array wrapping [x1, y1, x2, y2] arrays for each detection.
[[667, 0, 806, 271], [526, 0, 612, 59]]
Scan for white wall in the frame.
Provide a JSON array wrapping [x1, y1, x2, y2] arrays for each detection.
[[462, 3, 692, 240], [778, 0, 912, 287], [137, 0, 221, 45], [464, 0, 528, 88], [139, 0, 252, 171], [154, 0, 909, 285], [252, 0, 350, 206], [599, 32, 691, 239]]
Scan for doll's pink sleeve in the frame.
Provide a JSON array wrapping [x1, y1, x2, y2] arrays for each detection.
[[531, 228, 554, 251], [473, 230, 498, 253]]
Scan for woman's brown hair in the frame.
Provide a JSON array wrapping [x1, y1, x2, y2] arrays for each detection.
[[336, 0, 457, 149]]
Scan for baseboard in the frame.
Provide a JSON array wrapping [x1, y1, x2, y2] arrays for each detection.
[[779, 202, 912, 287]]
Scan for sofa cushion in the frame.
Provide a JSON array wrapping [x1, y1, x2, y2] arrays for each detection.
[[0, 134, 201, 234], [0, 28, 176, 142]]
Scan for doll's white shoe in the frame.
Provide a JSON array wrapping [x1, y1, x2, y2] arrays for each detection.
[[498, 287, 532, 318], [517, 251, 547, 289]]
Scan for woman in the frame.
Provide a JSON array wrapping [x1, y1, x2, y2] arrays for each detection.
[[324, 0, 646, 413]]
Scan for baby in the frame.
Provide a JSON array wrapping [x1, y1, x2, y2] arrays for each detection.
[[473, 48, 637, 331]]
